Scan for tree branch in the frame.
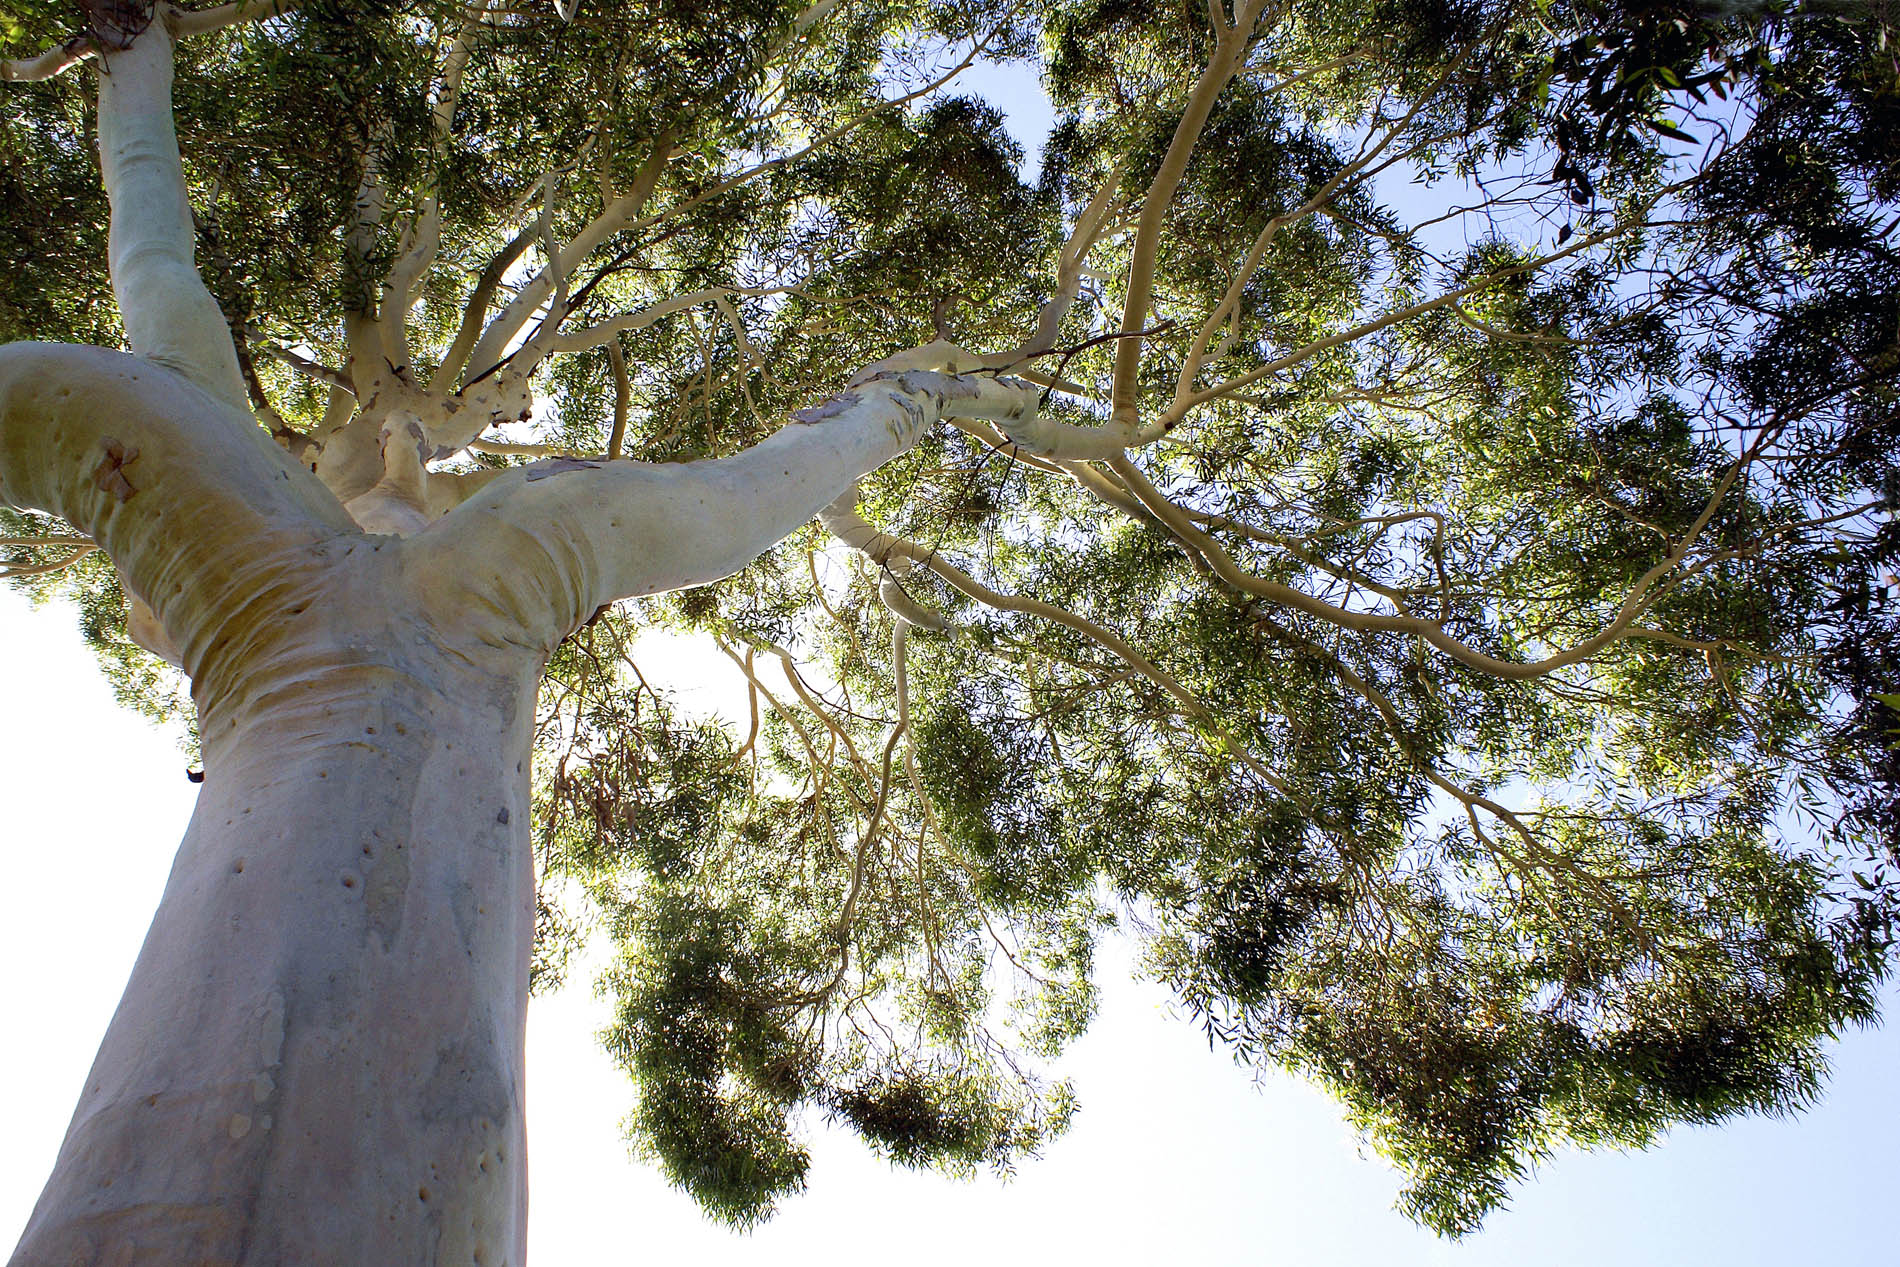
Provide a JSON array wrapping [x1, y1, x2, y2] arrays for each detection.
[[379, 1, 494, 358], [171, 0, 301, 39], [0, 343, 356, 678], [97, 18, 248, 411], [1109, 0, 1267, 429], [415, 371, 1040, 649], [427, 223, 536, 390], [1, 2, 301, 83]]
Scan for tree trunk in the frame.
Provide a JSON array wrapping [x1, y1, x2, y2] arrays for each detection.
[[9, 546, 542, 1267]]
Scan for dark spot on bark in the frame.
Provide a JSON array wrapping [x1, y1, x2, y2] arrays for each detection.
[[496, 807, 510, 825], [91, 438, 139, 502], [418, 1187, 431, 1202], [186, 767, 204, 783], [341, 875, 356, 889], [233, 859, 245, 873]]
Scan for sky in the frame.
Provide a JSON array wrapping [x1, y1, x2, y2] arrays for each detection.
[[2, 48, 1896, 1267]]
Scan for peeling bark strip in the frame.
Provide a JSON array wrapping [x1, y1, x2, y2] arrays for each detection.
[[90, 438, 138, 501], [792, 391, 860, 423]]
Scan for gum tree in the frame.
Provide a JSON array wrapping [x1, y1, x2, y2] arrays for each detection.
[[2, 0, 1895, 1260]]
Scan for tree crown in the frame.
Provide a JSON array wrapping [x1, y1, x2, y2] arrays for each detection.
[[3, 0, 1897, 1237]]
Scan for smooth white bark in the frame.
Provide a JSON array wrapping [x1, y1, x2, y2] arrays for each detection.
[[10, 579, 540, 1266], [0, 343, 354, 673], [3, 351, 543, 1266], [2, 330, 1039, 1264], [419, 370, 1041, 645], [97, 22, 248, 412]]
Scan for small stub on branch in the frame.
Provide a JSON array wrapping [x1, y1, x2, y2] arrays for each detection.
[[92, 438, 140, 502]]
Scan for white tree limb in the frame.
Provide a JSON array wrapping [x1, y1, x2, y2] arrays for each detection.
[[171, 0, 302, 39], [0, 343, 356, 675], [1108, 0, 1268, 428], [1, 2, 301, 83], [417, 371, 1039, 647], [462, 142, 673, 378], [97, 19, 248, 412]]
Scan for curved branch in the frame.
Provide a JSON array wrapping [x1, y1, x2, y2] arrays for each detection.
[[415, 370, 1041, 649], [1109, 0, 1266, 428], [171, 1, 302, 39], [1, 39, 93, 83], [1103, 449, 1742, 682], [0, 343, 356, 679], [380, 1, 494, 349], [465, 21, 1002, 380], [1150, 218, 1640, 435], [98, 19, 248, 411], [818, 489, 1293, 795], [427, 224, 536, 390], [0, 545, 95, 579]]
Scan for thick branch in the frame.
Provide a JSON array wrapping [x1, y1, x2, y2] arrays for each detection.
[[98, 19, 248, 411], [1109, 1, 1265, 428], [0, 343, 356, 676], [416, 371, 1040, 649]]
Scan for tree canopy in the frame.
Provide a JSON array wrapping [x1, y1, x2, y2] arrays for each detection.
[[3, 0, 1897, 1238]]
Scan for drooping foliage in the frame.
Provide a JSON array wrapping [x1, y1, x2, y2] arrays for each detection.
[[4, 0, 1896, 1237]]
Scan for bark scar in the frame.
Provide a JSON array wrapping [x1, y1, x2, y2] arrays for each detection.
[[793, 391, 860, 424], [524, 456, 603, 481], [92, 437, 140, 502]]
